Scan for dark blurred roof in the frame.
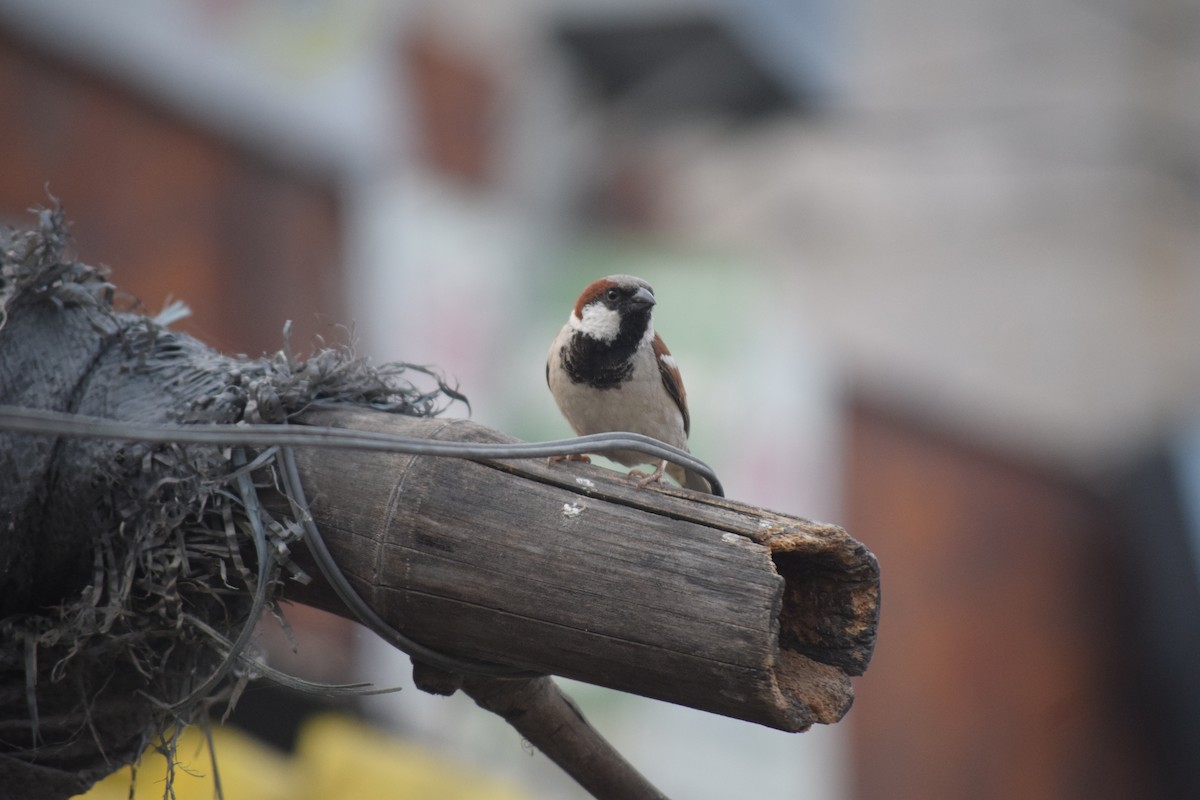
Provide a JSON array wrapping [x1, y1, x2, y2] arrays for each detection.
[[555, 9, 831, 119]]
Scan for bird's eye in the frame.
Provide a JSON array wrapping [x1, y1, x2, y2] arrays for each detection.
[[606, 289, 620, 302]]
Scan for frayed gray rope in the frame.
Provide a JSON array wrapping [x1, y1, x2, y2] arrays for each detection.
[[0, 405, 724, 496], [184, 614, 404, 697], [165, 449, 272, 712]]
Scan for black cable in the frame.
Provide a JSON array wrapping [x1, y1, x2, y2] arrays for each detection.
[[0, 405, 724, 496]]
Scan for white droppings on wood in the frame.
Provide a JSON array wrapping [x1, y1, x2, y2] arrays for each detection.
[[575, 477, 595, 488], [562, 502, 585, 519]]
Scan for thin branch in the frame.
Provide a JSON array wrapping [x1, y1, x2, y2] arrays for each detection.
[[413, 664, 669, 800]]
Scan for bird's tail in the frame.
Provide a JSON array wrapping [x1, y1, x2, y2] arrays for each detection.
[[667, 462, 714, 494]]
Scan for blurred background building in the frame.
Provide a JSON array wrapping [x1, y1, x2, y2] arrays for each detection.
[[1, 0, 1198, 798]]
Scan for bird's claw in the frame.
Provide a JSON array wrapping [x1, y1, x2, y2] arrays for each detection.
[[629, 462, 667, 488], [548, 453, 591, 466]]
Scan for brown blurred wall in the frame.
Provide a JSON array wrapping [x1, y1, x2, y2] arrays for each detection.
[[846, 397, 1159, 800], [0, 27, 344, 356], [0, 25, 358, 726]]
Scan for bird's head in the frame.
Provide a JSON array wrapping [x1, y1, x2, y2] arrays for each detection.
[[568, 274, 657, 346]]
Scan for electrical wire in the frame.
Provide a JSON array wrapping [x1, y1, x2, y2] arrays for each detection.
[[0, 405, 724, 495]]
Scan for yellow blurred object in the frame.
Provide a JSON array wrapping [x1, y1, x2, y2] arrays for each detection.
[[77, 725, 296, 800], [295, 714, 529, 800], [75, 714, 528, 800]]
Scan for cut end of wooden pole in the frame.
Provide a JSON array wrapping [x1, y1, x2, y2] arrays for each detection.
[[757, 518, 881, 728]]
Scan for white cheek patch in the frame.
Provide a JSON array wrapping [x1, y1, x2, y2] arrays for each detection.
[[571, 303, 622, 342]]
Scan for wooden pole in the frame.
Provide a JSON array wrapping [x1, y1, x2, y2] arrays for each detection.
[[281, 407, 879, 733]]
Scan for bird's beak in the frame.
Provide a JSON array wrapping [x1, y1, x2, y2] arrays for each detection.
[[630, 287, 656, 310]]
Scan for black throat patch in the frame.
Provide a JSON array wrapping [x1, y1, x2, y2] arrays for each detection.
[[561, 310, 651, 390]]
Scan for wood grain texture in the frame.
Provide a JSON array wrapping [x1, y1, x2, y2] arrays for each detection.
[[284, 407, 879, 732]]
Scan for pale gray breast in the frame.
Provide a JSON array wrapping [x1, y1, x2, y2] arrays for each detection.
[[548, 332, 688, 467]]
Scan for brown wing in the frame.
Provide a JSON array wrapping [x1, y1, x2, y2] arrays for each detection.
[[652, 333, 690, 437]]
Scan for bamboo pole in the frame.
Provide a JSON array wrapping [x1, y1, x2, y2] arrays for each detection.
[[281, 407, 879, 733]]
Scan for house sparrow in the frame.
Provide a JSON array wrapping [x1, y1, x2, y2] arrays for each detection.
[[546, 274, 711, 492]]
